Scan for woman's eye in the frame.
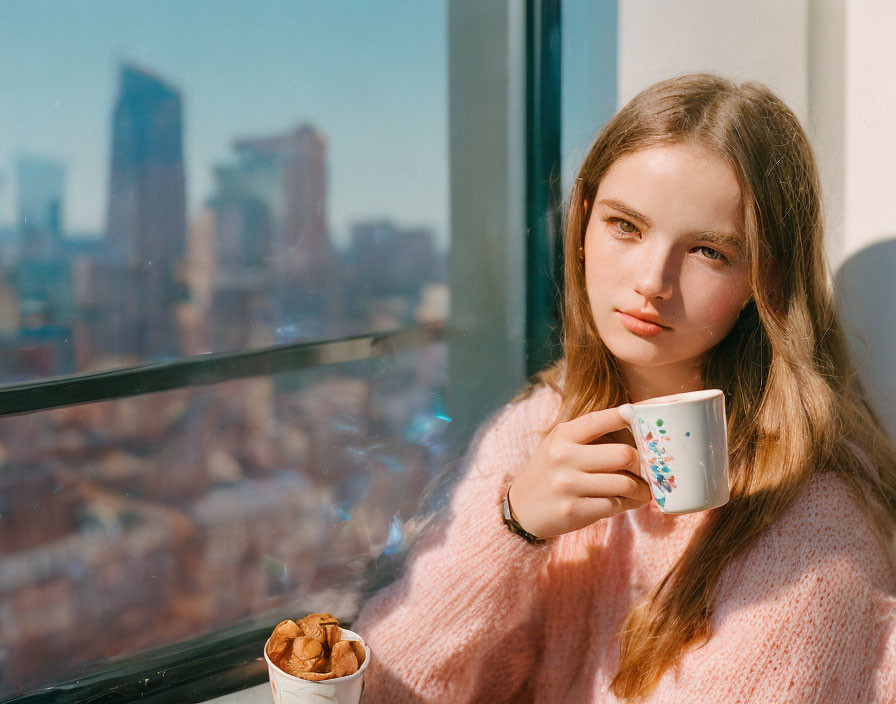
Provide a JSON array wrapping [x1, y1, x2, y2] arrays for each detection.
[[608, 218, 638, 235], [697, 246, 726, 262]]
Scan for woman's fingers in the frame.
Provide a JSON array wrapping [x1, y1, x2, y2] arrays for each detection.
[[552, 494, 651, 532], [576, 442, 641, 475], [580, 495, 651, 521], [556, 468, 651, 503], [559, 406, 631, 446]]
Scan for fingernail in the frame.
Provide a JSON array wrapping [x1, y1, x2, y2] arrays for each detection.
[[618, 403, 633, 425]]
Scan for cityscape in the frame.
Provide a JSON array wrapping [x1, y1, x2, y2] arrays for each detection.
[[0, 62, 451, 697]]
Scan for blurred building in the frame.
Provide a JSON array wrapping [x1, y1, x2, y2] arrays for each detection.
[[342, 220, 444, 328], [0, 226, 21, 266], [210, 124, 341, 342], [16, 155, 64, 261], [15, 258, 73, 329], [208, 168, 274, 272], [205, 161, 275, 350], [106, 64, 187, 266], [88, 63, 188, 361], [5, 155, 77, 378]]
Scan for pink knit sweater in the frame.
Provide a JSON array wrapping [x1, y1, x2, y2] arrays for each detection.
[[354, 384, 896, 703]]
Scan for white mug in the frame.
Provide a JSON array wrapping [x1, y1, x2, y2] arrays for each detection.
[[620, 389, 729, 514]]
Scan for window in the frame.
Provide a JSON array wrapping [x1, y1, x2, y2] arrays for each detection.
[[0, 0, 564, 701]]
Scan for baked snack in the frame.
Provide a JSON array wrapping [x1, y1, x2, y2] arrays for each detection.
[[266, 613, 366, 681]]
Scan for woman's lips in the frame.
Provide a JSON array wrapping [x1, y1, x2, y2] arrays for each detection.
[[615, 311, 670, 337]]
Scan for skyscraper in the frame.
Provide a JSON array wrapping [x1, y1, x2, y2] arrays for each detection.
[[106, 64, 186, 266], [215, 124, 341, 340], [93, 63, 188, 360]]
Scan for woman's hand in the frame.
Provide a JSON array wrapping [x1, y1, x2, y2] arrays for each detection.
[[507, 406, 651, 539]]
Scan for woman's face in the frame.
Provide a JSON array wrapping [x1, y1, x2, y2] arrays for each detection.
[[583, 141, 753, 382]]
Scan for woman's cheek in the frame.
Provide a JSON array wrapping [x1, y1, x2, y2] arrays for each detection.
[[693, 282, 749, 340]]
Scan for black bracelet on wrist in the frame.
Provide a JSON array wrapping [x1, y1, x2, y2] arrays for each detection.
[[501, 486, 546, 544]]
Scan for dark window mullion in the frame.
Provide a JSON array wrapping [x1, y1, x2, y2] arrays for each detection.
[[526, 0, 563, 378]]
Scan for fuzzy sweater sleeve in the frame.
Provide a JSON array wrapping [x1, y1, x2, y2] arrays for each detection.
[[354, 387, 560, 703], [646, 474, 896, 704]]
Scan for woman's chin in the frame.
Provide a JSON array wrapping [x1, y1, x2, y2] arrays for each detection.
[[605, 345, 708, 376], [602, 338, 675, 367]]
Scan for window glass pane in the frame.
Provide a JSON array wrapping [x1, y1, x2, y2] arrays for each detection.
[[561, 0, 617, 196], [0, 0, 457, 697], [0, 1, 532, 698], [0, 341, 449, 695], [0, 0, 448, 382]]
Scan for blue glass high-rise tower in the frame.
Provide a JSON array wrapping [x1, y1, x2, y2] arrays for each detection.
[[94, 63, 187, 360]]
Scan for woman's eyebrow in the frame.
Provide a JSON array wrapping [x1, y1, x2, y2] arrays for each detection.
[[597, 197, 743, 253], [597, 198, 652, 227], [689, 229, 744, 254]]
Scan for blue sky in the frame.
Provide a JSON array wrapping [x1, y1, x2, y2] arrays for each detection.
[[0, 0, 448, 248], [0, 0, 617, 251]]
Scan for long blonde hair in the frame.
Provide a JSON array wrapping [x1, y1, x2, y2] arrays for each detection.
[[533, 74, 896, 699]]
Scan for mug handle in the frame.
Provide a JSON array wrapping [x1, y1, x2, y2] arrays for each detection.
[[616, 403, 649, 484]]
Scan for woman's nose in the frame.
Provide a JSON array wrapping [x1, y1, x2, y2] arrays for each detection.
[[632, 246, 675, 301]]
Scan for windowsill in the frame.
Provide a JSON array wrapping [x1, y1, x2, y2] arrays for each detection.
[[205, 682, 270, 703]]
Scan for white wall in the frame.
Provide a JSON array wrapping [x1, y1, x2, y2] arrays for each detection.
[[837, 2, 896, 434], [618, 0, 809, 122], [844, 2, 896, 261]]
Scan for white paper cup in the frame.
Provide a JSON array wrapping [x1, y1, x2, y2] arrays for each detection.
[[620, 389, 729, 514], [264, 628, 370, 704]]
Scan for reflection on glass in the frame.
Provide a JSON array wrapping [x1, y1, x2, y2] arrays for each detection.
[[0, 1, 448, 380], [0, 343, 450, 696]]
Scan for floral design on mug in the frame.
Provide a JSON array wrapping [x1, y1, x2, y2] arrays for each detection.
[[637, 417, 677, 508]]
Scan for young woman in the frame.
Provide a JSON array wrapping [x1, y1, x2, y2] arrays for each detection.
[[353, 74, 896, 702]]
